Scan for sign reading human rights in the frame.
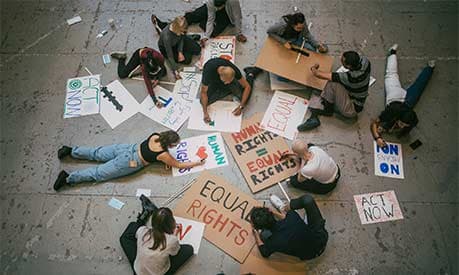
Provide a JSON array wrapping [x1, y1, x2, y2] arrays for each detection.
[[354, 190, 404, 225], [64, 75, 101, 118], [174, 172, 261, 263], [199, 36, 236, 69], [374, 141, 404, 179], [170, 133, 228, 177], [261, 91, 308, 140], [222, 113, 298, 193]]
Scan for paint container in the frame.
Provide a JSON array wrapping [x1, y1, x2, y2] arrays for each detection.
[[108, 18, 115, 29]]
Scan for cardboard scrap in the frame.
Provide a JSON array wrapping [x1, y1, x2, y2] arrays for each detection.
[[240, 247, 306, 275]]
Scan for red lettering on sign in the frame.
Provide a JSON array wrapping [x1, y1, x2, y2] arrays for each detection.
[[175, 223, 193, 240]]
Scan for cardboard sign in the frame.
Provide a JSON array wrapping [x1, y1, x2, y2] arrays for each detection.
[[64, 75, 101, 118], [269, 73, 306, 91], [374, 141, 404, 179], [172, 72, 202, 107], [100, 80, 140, 129], [255, 37, 333, 90], [199, 36, 236, 69], [170, 133, 229, 177], [261, 91, 309, 140], [354, 190, 404, 225], [222, 113, 298, 193], [240, 247, 306, 275], [188, 101, 242, 133], [174, 216, 206, 254], [140, 86, 191, 131], [174, 172, 261, 263]]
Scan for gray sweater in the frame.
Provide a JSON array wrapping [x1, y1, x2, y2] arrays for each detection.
[[267, 21, 319, 48], [158, 25, 184, 71], [205, 0, 242, 38]]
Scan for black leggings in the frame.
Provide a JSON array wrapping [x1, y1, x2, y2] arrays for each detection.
[[158, 36, 201, 66], [120, 222, 194, 275], [184, 4, 232, 37], [117, 49, 167, 79], [289, 168, 340, 195]]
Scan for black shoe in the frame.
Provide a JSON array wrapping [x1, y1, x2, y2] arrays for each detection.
[[297, 117, 321, 131], [58, 146, 72, 159], [110, 51, 127, 60], [137, 195, 158, 224], [53, 170, 69, 191], [243, 66, 262, 78], [310, 107, 333, 117], [189, 34, 201, 41]]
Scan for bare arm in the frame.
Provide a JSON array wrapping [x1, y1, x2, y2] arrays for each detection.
[[200, 85, 212, 123], [311, 64, 332, 80], [371, 119, 387, 147], [238, 77, 251, 107], [157, 152, 203, 169]]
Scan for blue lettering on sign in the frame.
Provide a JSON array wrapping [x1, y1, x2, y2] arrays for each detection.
[[159, 96, 173, 107], [376, 144, 399, 155], [175, 141, 191, 173], [379, 163, 400, 175], [208, 135, 226, 165]]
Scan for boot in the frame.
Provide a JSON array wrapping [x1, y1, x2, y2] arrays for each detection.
[[58, 146, 72, 159], [53, 170, 69, 191], [137, 195, 158, 224], [297, 116, 321, 131], [309, 99, 334, 116], [243, 66, 262, 78]]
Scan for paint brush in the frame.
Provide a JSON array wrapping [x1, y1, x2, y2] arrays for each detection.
[[295, 38, 306, 64]]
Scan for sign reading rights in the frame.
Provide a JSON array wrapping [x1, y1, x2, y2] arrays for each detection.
[[174, 172, 260, 263], [374, 141, 404, 179], [64, 75, 101, 118], [199, 36, 236, 69], [222, 113, 298, 193], [354, 190, 404, 225]]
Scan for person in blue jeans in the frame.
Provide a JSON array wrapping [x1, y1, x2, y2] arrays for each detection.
[[371, 44, 436, 148], [53, 131, 205, 191]]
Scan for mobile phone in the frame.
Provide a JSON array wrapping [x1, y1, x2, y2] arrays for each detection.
[[409, 139, 422, 150]]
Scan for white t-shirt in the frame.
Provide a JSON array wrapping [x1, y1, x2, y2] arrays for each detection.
[[134, 226, 180, 275], [300, 146, 338, 184]]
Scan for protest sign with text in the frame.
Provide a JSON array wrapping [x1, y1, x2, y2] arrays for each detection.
[[199, 36, 236, 69], [64, 75, 101, 118], [174, 216, 206, 254], [354, 190, 404, 225], [374, 141, 404, 179], [188, 101, 242, 133]]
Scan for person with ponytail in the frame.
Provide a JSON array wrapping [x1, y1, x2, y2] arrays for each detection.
[[53, 131, 205, 191], [111, 47, 167, 108], [267, 12, 328, 53], [120, 196, 194, 275]]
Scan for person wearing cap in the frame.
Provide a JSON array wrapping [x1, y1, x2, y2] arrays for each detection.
[[158, 16, 201, 80], [249, 194, 328, 260], [281, 139, 340, 194], [371, 44, 436, 148], [152, 0, 247, 44]]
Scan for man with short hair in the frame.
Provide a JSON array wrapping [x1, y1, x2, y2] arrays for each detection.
[[298, 51, 371, 131], [200, 58, 256, 123]]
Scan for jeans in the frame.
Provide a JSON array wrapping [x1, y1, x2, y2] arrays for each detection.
[[117, 49, 167, 79], [289, 168, 340, 195], [385, 54, 434, 107], [185, 4, 232, 37], [158, 36, 201, 65], [67, 144, 144, 184], [120, 221, 194, 275]]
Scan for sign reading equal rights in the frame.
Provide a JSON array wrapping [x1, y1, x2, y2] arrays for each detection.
[[174, 172, 261, 263], [222, 113, 298, 193]]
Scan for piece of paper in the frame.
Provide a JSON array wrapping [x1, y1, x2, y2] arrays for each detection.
[[354, 190, 404, 225], [222, 113, 298, 193], [255, 37, 333, 90], [140, 86, 191, 131], [336, 65, 376, 87], [261, 91, 309, 140], [170, 133, 229, 177], [240, 247, 306, 275], [66, 16, 82, 26], [188, 101, 242, 133], [269, 73, 307, 91], [374, 141, 404, 179], [64, 75, 101, 118], [102, 54, 111, 64], [174, 172, 261, 263], [172, 72, 202, 107], [100, 80, 140, 129], [136, 189, 151, 197], [183, 67, 196, 72], [108, 197, 125, 210], [199, 36, 236, 69], [174, 216, 206, 254]]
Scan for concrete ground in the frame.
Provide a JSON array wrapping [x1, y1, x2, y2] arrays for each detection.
[[1, 0, 458, 274]]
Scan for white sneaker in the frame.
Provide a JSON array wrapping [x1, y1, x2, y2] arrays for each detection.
[[428, 60, 436, 68], [389, 44, 398, 52], [270, 194, 286, 211]]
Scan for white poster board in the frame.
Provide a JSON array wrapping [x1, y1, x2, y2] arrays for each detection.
[[261, 91, 309, 140], [199, 36, 236, 69], [140, 86, 191, 131], [64, 75, 101, 118], [174, 216, 205, 254], [269, 73, 306, 91], [336, 66, 376, 87], [188, 101, 242, 133], [354, 190, 404, 225], [374, 141, 404, 179], [170, 133, 228, 177], [172, 72, 202, 107], [100, 80, 140, 129]]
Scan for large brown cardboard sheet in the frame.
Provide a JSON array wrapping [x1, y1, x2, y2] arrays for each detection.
[[174, 172, 261, 263], [255, 37, 334, 91], [222, 113, 298, 193], [240, 246, 307, 275]]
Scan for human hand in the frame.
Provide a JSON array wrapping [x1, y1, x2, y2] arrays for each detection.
[[174, 70, 182, 80], [151, 79, 159, 87], [232, 106, 243, 116], [203, 112, 212, 123], [155, 100, 164, 108], [177, 52, 185, 62], [283, 42, 292, 49], [236, 34, 247, 43], [318, 44, 328, 53], [376, 137, 387, 148], [311, 63, 320, 74], [200, 38, 208, 48]]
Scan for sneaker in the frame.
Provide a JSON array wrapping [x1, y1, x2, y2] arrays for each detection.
[[297, 117, 321, 131], [127, 65, 142, 78], [53, 170, 69, 191], [428, 60, 436, 68], [388, 44, 398, 55], [309, 107, 333, 117], [58, 146, 72, 159], [270, 194, 286, 212], [110, 51, 127, 60]]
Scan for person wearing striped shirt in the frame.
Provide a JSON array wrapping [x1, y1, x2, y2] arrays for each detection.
[[298, 51, 371, 131]]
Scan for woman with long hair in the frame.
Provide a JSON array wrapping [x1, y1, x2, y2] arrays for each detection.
[[53, 130, 205, 191], [120, 196, 193, 275]]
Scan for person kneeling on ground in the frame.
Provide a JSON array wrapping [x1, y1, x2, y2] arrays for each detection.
[[250, 194, 328, 260], [158, 16, 201, 80], [281, 139, 340, 194], [200, 57, 259, 123], [298, 51, 371, 131], [371, 44, 435, 148], [53, 131, 205, 191], [111, 47, 167, 108], [152, 0, 247, 43], [120, 195, 193, 275]]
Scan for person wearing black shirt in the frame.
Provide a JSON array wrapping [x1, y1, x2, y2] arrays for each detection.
[[200, 58, 256, 123], [250, 194, 328, 260]]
